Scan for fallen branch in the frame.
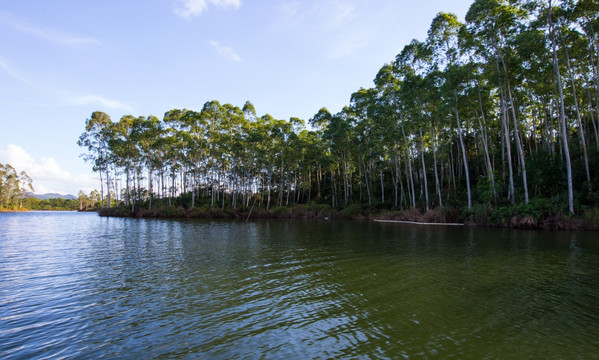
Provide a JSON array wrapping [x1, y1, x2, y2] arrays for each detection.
[[373, 219, 464, 226], [246, 196, 257, 223]]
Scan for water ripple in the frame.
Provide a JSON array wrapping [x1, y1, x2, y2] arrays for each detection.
[[1, 214, 599, 359]]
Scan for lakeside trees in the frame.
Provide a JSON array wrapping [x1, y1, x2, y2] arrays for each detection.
[[79, 0, 599, 216], [0, 163, 33, 209]]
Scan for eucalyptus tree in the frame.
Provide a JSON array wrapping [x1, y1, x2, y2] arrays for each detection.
[[199, 101, 225, 207], [0, 163, 15, 209], [78, 190, 89, 211], [164, 109, 205, 207], [0, 164, 6, 208], [309, 108, 335, 203], [78, 111, 114, 208], [219, 103, 246, 209], [349, 89, 379, 206], [569, 0, 599, 149], [131, 115, 162, 208], [374, 64, 407, 208], [428, 13, 476, 208], [0, 163, 17, 208], [547, 0, 574, 213], [269, 117, 294, 207], [256, 114, 277, 209], [17, 171, 34, 208], [0, 163, 34, 209], [322, 107, 355, 206], [89, 189, 100, 209], [560, 22, 593, 193], [393, 39, 436, 209], [241, 101, 260, 206], [110, 115, 139, 210], [465, 0, 530, 205]]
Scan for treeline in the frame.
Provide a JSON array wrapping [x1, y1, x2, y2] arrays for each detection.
[[0, 162, 103, 211], [18, 190, 103, 211], [23, 197, 79, 211], [0, 163, 33, 209], [78, 0, 599, 218], [23, 190, 104, 211]]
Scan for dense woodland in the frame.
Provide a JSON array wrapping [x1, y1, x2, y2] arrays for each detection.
[[78, 0, 599, 222]]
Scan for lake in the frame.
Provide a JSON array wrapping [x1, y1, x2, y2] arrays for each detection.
[[1, 211, 598, 359]]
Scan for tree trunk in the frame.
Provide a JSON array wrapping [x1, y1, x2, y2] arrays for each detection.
[[419, 128, 429, 211], [500, 55, 529, 205], [431, 121, 442, 208], [477, 89, 496, 198], [549, 3, 574, 214], [563, 39, 592, 193], [454, 90, 471, 209]]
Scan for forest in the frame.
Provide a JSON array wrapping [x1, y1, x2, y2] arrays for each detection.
[[78, 0, 599, 226]]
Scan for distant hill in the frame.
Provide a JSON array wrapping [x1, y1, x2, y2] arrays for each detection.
[[26, 193, 77, 200]]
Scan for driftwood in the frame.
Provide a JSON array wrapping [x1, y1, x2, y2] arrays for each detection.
[[373, 219, 464, 226]]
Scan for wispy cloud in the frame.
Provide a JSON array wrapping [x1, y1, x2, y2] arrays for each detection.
[[326, 1, 357, 28], [0, 144, 97, 195], [67, 94, 134, 113], [277, 1, 304, 29], [174, 0, 241, 18], [209, 40, 242, 62], [276, 1, 357, 31], [327, 32, 370, 60], [274, 0, 375, 59], [0, 56, 30, 83], [1, 51, 133, 112], [0, 10, 99, 46]]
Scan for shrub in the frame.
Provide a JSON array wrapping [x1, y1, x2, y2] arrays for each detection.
[[340, 203, 362, 216]]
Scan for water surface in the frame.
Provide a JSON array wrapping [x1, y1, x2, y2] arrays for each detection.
[[1, 211, 598, 359]]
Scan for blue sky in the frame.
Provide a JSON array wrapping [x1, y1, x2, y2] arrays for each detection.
[[0, 0, 473, 195]]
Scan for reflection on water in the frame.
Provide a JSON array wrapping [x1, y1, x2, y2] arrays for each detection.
[[1, 212, 599, 359]]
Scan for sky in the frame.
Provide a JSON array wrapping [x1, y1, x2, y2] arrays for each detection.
[[0, 0, 474, 196]]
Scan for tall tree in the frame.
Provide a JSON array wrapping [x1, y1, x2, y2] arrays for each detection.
[[78, 111, 114, 208]]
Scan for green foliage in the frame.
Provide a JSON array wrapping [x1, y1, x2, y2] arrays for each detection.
[[160, 206, 185, 218], [76, 0, 599, 226], [583, 208, 599, 225], [340, 203, 363, 216], [24, 197, 79, 211], [0, 163, 33, 209]]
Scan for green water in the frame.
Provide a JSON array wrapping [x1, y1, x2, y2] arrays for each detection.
[[1, 212, 598, 359]]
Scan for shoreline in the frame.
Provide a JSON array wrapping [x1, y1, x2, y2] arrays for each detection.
[[95, 205, 599, 231]]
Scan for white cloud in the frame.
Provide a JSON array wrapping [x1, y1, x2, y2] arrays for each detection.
[[174, 0, 241, 18], [209, 40, 242, 62], [67, 94, 134, 113], [0, 10, 99, 46], [0, 144, 97, 195]]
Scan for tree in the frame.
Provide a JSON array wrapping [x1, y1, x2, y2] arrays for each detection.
[[78, 111, 114, 208]]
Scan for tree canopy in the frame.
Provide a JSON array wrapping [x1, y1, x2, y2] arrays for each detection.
[[79, 0, 599, 219]]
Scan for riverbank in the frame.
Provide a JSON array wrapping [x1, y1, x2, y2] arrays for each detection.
[[97, 203, 599, 231]]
